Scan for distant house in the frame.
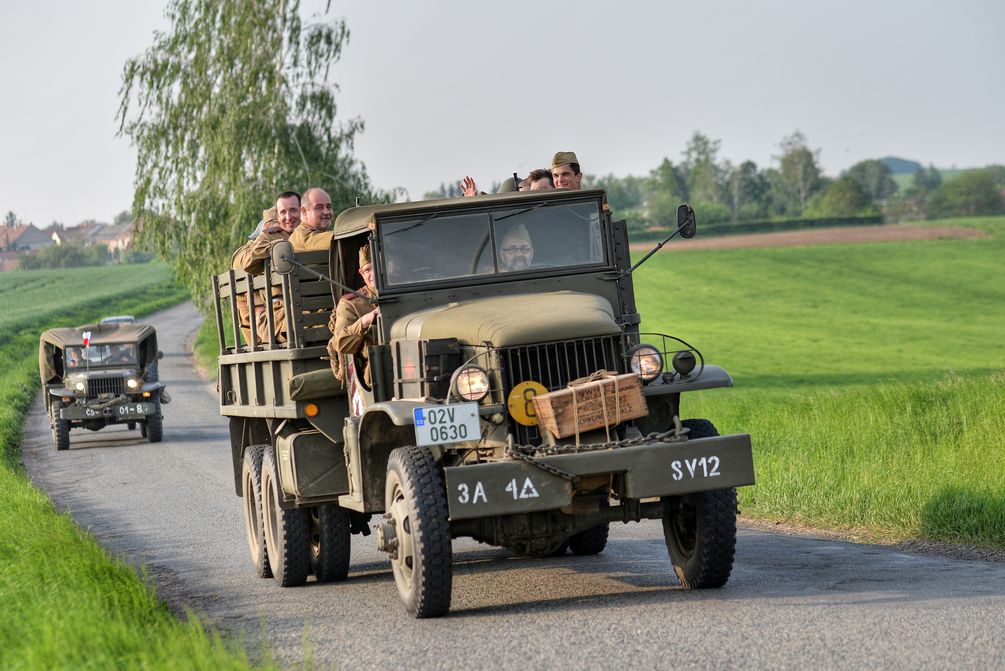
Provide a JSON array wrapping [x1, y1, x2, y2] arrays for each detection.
[[0, 224, 54, 252], [92, 223, 134, 253], [63, 221, 106, 246], [0, 251, 19, 272]]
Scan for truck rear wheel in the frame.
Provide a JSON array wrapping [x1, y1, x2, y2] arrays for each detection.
[[385, 446, 452, 618], [661, 418, 737, 588], [146, 401, 163, 443], [309, 504, 351, 583], [261, 446, 310, 587], [568, 524, 609, 555], [242, 444, 272, 579], [52, 402, 70, 451]]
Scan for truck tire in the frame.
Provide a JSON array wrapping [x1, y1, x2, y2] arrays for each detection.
[[146, 401, 163, 443], [568, 524, 609, 555], [261, 446, 310, 587], [309, 504, 351, 583], [661, 418, 737, 589], [242, 444, 272, 579], [52, 402, 70, 451], [385, 446, 452, 618]]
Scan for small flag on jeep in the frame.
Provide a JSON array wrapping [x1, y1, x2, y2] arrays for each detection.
[[82, 331, 91, 347]]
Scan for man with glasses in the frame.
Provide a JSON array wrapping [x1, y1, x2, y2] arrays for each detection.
[[498, 224, 534, 272]]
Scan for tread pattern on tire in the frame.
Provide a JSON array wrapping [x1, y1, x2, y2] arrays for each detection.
[[146, 400, 163, 443], [311, 504, 351, 583], [388, 446, 453, 618], [664, 418, 737, 589], [262, 446, 310, 587], [243, 444, 272, 579], [52, 402, 70, 451]]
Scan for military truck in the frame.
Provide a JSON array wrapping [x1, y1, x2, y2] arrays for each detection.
[[212, 188, 754, 617], [40, 321, 168, 450]]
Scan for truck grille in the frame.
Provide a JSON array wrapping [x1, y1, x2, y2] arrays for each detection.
[[498, 335, 626, 444], [87, 377, 124, 398]]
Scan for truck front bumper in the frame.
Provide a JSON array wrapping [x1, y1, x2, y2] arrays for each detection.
[[444, 433, 754, 520], [61, 401, 157, 422]]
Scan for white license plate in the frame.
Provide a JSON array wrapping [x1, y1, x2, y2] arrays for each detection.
[[413, 403, 480, 447]]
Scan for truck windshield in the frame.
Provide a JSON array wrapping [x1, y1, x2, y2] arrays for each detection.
[[66, 343, 138, 368], [380, 200, 606, 286]]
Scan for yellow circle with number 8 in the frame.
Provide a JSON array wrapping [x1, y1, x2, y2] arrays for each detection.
[[507, 381, 548, 426]]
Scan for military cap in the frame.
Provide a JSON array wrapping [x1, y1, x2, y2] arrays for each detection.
[[551, 151, 579, 169], [497, 177, 519, 193], [504, 223, 531, 243], [359, 243, 372, 267], [262, 207, 278, 223]]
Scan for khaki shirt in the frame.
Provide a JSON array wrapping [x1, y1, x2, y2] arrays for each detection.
[[230, 228, 290, 345], [327, 286, 377, 382], [288, 225, 334, 252]]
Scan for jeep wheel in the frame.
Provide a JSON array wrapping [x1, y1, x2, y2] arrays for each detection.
[[309, 504, 351, 583], [140, 422, 147, 438], [51, 402, 70, 451], [661, 418, 737, 589], [242, 444, 272, 578], [146, 401, 163, 443], [261, 446, 310, 587], [384, 446, 452, 618], [568, 524, 609, 555]]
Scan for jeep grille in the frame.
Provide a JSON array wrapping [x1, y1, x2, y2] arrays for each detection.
[[87, 376, 124, 398], [499, 335, 626, 444]]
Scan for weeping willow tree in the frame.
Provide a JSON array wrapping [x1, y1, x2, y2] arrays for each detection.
[[117, 0, 386, 305]]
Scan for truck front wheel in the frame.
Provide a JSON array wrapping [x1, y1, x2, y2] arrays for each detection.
[[384, 446, 452, 618], [661, 418, 737, 588], [309, 504, 351, 582], [146, 401, 163, 443], [242, 444, 272, 579], [261, 446, 310, 587], [51, 402, 70, 451]]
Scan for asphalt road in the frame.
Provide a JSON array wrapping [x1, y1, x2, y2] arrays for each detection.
[[23, 302, 1005, 669]]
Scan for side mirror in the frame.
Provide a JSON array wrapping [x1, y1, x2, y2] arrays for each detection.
[[676, 204, 697, 239], [157, 350, 164, 360], [271, 240, 295, 275]]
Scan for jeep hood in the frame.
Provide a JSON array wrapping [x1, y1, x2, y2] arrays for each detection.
[[389, 291, 621, 347]]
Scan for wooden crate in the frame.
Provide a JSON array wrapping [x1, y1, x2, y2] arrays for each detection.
[[532, 372, 648, 439]]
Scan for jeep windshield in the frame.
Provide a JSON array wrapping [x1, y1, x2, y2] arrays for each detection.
[[379, 200, 606, 286], [65, 343, 138, 368]]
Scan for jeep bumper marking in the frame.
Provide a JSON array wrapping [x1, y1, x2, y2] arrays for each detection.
[[444, 433, 754, 520]]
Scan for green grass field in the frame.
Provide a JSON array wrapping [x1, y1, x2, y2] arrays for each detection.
[[0, 263, 275, 670], [636, 216, 1005, 545]]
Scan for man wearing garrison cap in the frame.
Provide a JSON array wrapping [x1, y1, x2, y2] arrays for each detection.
[[551, 151, 583, 190], [328, 242, 379, 384], [231, 191, 302, 345]]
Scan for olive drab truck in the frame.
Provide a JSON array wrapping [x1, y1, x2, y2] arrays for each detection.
[[212, 188, 755, 617], [40, 321, 168, 450]]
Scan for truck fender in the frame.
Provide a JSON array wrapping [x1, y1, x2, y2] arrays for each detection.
[[360, 400, 430, 427], [643, 364, 735, 396]]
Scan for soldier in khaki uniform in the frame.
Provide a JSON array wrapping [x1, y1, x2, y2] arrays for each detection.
[[327, 243, 379, 384], [289, 187, 335, 252], [551, 151, 583, 190], [231, 191, 302, 345]]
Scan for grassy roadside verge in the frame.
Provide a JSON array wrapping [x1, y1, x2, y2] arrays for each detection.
[[637, 215, 1005, 547], [0, 264, 273, 670]]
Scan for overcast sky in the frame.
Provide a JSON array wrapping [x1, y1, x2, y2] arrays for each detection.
[[1, 0, 1002, 228]]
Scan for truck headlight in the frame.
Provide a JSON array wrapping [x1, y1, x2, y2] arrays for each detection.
[[126, 378, 139, 389], [629, 344, 663, 383], [74, 381, 85, 392], [453, 366, 489, 401]]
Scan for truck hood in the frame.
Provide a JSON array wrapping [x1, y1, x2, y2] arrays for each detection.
[[389, 291, 621, 347]]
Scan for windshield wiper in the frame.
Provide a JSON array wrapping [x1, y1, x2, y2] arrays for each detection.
[[385, 212, 441, 236]]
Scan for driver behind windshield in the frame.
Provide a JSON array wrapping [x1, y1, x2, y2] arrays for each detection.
[[498, 224, 534, 272]]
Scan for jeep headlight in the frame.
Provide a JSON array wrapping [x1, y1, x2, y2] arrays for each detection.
[[453, 366, 489, 402], [74, 381, 85, 392], [126, 378, 139, 389], [629, 344, 663, 383]]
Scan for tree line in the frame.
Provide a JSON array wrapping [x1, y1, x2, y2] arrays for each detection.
[[581, 131, 1005, 232]]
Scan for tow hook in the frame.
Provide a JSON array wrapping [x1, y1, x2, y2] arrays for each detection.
[[375, 513, 399, 559]]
